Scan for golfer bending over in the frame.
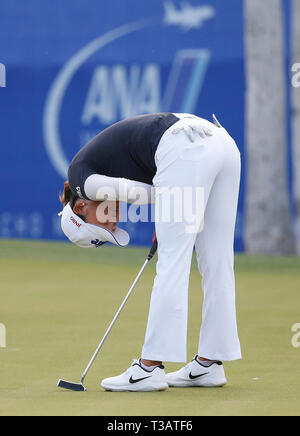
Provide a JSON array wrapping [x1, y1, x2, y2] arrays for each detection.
[[59, 112, 242, 391]]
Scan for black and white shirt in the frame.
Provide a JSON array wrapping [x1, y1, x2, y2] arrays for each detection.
[[68, 113, 179, 203]]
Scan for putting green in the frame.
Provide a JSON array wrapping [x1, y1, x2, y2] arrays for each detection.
[[0, 239, 300, 416]]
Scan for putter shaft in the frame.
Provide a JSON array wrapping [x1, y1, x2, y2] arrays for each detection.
[[80, 258, 150, 385]]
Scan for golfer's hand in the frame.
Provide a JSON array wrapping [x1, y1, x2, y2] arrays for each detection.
[[172, 119, 213, 142]]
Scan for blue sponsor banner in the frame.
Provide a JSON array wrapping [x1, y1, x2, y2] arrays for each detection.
[[0, 0, 245, 250]]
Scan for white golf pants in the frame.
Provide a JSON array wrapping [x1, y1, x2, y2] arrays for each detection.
[[141, 116, 242, 362]]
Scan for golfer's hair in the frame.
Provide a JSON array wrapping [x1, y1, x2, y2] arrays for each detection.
[[59, 181, 86, 222]]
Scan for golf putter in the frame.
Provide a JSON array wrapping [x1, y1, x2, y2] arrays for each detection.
[[57, 237, 158, 392]]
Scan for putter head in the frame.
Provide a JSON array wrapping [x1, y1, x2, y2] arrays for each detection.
[[57, 379, 86, 392]]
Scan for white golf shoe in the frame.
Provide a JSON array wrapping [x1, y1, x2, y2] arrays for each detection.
[[101, 359, 169, 392], [166, 356, 227, 388]]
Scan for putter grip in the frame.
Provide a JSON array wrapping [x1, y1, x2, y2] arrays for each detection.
[[147, 238, 158, 260]]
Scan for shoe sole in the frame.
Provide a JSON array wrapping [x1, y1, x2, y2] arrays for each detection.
[[167, 379, 227, 388], [101, 383, 169, 392]]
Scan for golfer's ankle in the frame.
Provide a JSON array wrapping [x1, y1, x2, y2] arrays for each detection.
[[197, 356, 214, 362], [141, 359, 162, 367]]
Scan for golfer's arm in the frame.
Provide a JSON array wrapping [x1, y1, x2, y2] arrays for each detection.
[[84, 174, 155, 205]]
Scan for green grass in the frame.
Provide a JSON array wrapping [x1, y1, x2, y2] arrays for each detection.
[[1, 239, 300, 416]]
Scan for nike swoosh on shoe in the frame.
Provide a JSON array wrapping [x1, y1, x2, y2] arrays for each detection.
[[189, 372, 209, 380], [129, 375, 152, 384]]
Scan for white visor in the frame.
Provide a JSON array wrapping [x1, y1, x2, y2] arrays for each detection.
[[59, 203, 130, 248]]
